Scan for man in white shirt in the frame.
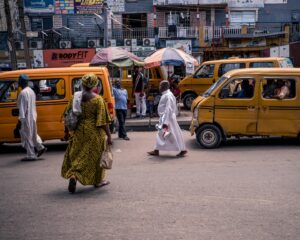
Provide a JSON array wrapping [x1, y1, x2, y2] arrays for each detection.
[[17, 74, 46, 160], [148, 80, 187, 157]]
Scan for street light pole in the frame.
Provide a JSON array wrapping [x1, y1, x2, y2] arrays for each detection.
[[4, 0, 17, 70], [17, 0, 32, 68]]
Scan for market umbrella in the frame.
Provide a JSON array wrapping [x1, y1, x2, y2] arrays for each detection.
[[90, 47, 144, 67], [144, 47, 199, 69]]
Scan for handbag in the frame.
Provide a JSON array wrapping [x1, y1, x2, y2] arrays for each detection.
[[64, 108, 80, 131], [100, 144, 113, 170], [63, 92, 82, 131], [13, 120, 21, 138]]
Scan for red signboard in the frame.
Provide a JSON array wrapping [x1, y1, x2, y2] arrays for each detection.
[[43, 49, 96, 68]]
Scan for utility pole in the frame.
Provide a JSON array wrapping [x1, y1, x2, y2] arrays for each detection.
[[17, 0, 31, 68], [103, 0, 108, 48], [4, 0, 17, 70]]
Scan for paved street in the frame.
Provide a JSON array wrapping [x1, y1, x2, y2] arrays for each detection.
[[0, 131, 300, 240]]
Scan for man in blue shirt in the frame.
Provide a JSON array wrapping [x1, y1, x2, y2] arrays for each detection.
[[113, 80, 130, 140]]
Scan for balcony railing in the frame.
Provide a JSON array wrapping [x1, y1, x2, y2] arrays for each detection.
[[111, 28, 155, 40], [202, 24, 289, 46], [154, 0, 227, 5], [204, 26, 223, 42], [158, 26, 199, 38]]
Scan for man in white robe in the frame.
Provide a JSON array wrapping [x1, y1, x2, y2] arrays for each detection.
[[17, 74, 46, 160], [148, 80, 187, 157]]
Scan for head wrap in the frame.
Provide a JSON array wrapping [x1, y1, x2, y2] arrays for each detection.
[[18, 74, 30, 85], [81, 73, 99, 88]]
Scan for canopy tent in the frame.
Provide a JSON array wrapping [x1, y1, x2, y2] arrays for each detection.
[[90, 47, 144, 67]]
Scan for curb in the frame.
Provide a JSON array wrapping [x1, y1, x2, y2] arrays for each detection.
[[124, 117, 191, 132]]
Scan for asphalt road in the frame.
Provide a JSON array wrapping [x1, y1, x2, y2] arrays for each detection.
[[0, 131, 300, 240]]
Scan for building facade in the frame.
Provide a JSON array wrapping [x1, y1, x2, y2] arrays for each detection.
[[0, 0, 299, 68]]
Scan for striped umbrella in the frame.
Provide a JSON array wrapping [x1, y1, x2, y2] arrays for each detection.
[[144, 47, 198, 69]]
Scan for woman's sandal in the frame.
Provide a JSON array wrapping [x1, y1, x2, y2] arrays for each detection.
[[68, 178, 77, 193], [94, 180, 110, 188]]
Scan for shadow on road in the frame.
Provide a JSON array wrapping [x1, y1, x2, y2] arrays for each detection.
[[186, 137, 300, 151], [147, 154, 186, 163], [0, 141, 68, 155], [46, 186, 109, 200]]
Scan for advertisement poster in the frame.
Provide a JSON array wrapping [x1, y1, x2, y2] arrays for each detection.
[[24, 0, 55, 14], [33, 50, 44, 68], [166, 40, 192, 54], [43, 49, 96, 67], [74, 0, 103, 14], [55, 0, 74, 14], [107, 0, 125, 12]]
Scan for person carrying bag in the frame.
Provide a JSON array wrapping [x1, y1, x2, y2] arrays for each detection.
[[100, 140, 113, 170]]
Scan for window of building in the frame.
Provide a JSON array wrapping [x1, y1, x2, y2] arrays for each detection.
[[72, 77, 103, 95], [230, 11, 256, 27], [31, 17, 53, 31], [219, 78, 255, 99], [122, 13, 147, 29], [166, 12, 190, 27], [262, 78, 295, 99], [218, 63, 246, 77], [250, 62, 274, 68], [194, 64, 215, 78]]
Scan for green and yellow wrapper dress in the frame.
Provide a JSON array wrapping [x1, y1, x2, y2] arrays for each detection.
[[61, 95, 111, 185]]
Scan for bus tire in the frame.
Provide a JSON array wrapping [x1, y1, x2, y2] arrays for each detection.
[[183, 93, 197, 110], [196, 124, 222, 149]]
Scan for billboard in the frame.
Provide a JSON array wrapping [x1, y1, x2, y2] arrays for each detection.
[[55, 0, 75, 14], [43, 49, 95, 67], [228, 0, 264, 8], [24, 0, 55, 14], [74, 0, 103, 14]]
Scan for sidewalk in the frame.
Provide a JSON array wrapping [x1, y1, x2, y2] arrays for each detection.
[[124, 108, 192, 131]]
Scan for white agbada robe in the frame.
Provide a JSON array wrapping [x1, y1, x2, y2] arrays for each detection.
[[155, 89, 186, 151], [17, 87, 44, 159]]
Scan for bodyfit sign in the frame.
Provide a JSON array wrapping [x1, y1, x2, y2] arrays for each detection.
[[43, 49, 95, 67]]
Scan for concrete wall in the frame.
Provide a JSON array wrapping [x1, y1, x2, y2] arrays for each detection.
[[61, 15, 104, 48], [258, 0, 300, 23], [125, 0, 153, 13]]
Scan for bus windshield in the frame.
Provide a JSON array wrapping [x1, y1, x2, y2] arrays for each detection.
[[203, 76, 227, 97]]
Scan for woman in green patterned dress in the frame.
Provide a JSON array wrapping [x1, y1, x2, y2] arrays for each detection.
[[61, 73, 112, 193]]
